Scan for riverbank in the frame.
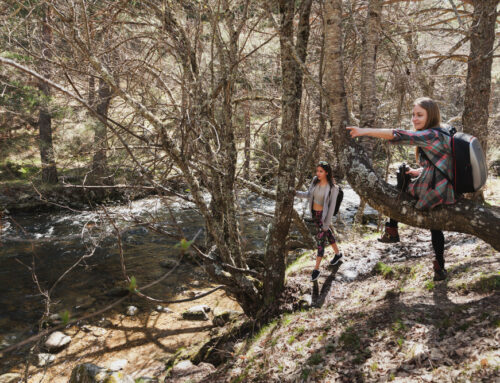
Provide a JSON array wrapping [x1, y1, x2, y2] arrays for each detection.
[[1, 286, 243, 383], [2, 223, 497, 382], [0, 179, 163, 213]]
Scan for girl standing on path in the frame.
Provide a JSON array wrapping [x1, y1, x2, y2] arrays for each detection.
[[346, 97, 455, 281], [296, 161, 343, 281]]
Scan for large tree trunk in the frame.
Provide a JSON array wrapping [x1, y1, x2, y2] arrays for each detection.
[[91, 78, 111, 184], [38, 5, 58, 184], [462, 0, 498, 154], [323, 0, 500, 251], [355, 0, 382, 224], [359, 0, 382, 131], [262, 0, 313, 313]]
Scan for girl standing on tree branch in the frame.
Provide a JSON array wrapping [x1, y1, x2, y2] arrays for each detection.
[[347, 97, 455, 281], [296, 161, 343, 282]]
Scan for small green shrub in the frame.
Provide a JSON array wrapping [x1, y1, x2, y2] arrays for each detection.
[[374, 262, 394, 279], [309, 352, 323, 365], [339, 327, 361, 351], [425, 280, 435, 291]]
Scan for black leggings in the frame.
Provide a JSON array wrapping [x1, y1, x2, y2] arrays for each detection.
[[388, 218, 445, 268]]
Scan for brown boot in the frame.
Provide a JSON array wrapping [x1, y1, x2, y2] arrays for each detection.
[[433, 260, 447, 281], [378, 225, 400, 243]]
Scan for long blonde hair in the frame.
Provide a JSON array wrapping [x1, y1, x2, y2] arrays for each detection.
[[413, 97, 441, 162]]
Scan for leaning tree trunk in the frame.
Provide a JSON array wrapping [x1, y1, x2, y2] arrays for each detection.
[[323, 0, 500, 251], [38, 5, 58, 184], [462, 0, 498, 155], [262, 0, 313, 314]]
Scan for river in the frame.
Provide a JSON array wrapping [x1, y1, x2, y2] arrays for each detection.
[[0, 184, 377, 352]]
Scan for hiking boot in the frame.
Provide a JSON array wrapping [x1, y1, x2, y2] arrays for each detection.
[[378, 225, 400, 243], [311, 269, 320, 282], [330, 253, 343, 266], [433, 260, 447, 281]]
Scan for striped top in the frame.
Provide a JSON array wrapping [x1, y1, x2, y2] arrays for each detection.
[[390, 128, 456, 210]]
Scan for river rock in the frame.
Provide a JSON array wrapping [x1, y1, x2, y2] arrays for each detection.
[[68, 363, 134, 383], [108, 359, 128, 371], [181, 305, 210, 321], [298, 294, 313, 310], [37, 353, 55, 367], [47, 313, 62, 326], [74, 296, 96, 310], [165, 360, 215, 381], [105, 287, 129, 297], [126, 306, 138, 316], [44, 331, 71, 352], [97, 318, 113, 327], [159, 259, 178, 269], [212, 308, 243, 326], [155, 305, 173, 314], [0, 373, 22, 383]]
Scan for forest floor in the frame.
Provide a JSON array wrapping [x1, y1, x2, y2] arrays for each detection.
[[206, 226, 500, 383]]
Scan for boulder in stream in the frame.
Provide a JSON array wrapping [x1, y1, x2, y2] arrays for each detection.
[[69, 363, 134, 383], [44, 331, 71, 352]]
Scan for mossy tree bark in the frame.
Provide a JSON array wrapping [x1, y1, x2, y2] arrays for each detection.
[[462, 0, 498, 155], [262, 0, 313, 315], [37, 5, 58, 184]]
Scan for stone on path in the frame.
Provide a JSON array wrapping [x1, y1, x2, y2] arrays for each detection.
[[181, 305, 211, 321], [37, 353, 55, 367], [44, 331, 71, 352]]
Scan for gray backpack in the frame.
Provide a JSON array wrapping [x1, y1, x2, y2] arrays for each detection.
[[428, 126, 488, 194]]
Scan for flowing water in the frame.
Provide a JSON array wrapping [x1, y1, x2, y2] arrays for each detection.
[[0, 184, 377, 350]]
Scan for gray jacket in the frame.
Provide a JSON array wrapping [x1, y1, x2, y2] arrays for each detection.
[[296, 176, 339, 230]]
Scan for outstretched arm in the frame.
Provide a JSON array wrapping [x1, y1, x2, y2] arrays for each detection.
[[346, 126, 394, 140]]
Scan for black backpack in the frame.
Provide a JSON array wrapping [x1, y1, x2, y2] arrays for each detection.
[[333, 186, 343, 216], [421, 126, 488, 194]]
